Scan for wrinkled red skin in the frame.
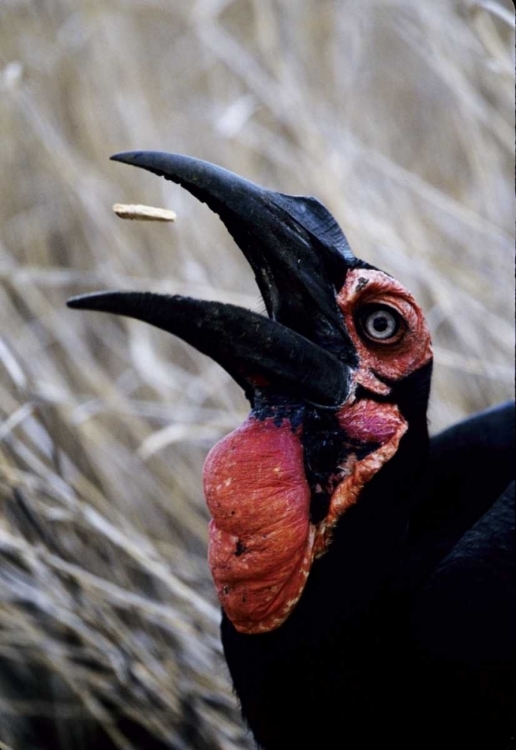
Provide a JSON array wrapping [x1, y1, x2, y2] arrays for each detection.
[[204, 417, 313, 634], [203, 269, 432, 634]]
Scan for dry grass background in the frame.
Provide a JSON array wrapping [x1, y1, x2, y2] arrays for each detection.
[[0, 1, 514, 748]]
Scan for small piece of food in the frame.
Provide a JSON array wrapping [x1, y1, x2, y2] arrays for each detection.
[[112, 203, 176, 221]]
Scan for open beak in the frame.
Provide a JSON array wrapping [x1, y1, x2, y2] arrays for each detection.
[[68, 152, 360, 407]]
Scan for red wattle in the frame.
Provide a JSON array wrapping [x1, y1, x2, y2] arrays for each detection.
[[203, 415, 313, 634]]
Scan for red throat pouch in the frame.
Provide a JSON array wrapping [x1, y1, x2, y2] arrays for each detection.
[[203, 416, 314, 634], [203, 401, 407, 634]]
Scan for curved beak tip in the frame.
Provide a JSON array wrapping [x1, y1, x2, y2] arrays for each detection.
[[66, 295, 87, 309], [110, 151, 141, 165], [66, 292, 117, 312]]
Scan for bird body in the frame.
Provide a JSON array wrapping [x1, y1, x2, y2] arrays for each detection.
[[68, 153, 514, 749], [221, 401, 514, 749]]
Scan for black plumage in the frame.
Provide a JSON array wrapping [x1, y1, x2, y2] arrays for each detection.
[[221, 401, 514, 749]]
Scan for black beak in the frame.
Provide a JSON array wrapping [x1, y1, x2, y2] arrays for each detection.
[[67, 292, 350, 407], [109, 151, 360, 361], [68, 152, 361, 407]]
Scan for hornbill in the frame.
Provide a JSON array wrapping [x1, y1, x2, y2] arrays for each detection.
[[68, 152, 515, 750]]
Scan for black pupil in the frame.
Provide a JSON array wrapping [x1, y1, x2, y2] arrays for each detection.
[[373, 314, 389, 332]]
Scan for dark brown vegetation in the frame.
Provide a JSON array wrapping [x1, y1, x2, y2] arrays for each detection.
[[0, 2, 514, 748]]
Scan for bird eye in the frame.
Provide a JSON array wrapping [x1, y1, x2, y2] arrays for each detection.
[[358, 305, 403, 343]]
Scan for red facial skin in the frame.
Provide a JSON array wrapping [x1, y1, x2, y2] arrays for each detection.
[[337, 269, 433, 395], [203, 268, 432, 634]]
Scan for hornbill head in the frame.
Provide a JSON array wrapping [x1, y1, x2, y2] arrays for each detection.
[[68, 152, 432, 634]]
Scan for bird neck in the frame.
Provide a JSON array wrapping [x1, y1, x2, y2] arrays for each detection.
[[287, 408, 430, 637]]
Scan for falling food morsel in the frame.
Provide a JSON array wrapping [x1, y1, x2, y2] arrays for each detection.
[[112, 203, 177, 222]]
